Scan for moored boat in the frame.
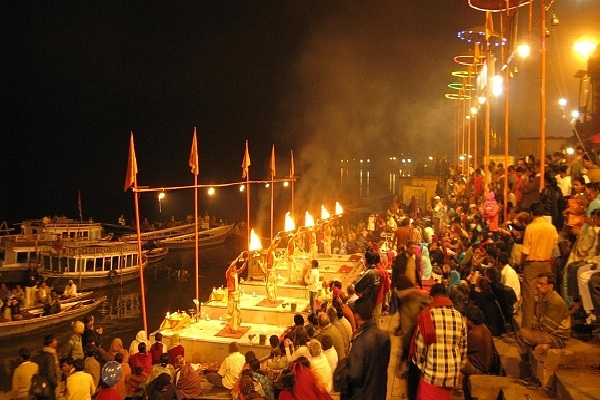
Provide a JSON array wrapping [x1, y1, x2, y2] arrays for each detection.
[[0, 295, 107, 340], [143, 247, 169, 264], [119, 223, 197, 244], [21, 291, 94, 312], [0, 218, 109, 284], [156, 224, 234, 249], [40, 242, 147, 290]]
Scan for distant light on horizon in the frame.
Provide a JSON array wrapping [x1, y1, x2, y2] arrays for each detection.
[[207, 187, 215, 195], [517, 43, 531, 58], [558, 98, 567, 107], [574, 40, 597, 59], [239, 184, 245, 192]]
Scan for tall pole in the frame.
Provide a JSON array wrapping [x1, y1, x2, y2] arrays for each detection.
[[290, 150, 295, 228], [540, 0, 547, 190], [503, 13, 510, 223], [485, 49, 492, 190], [270, 145, 275, 240]]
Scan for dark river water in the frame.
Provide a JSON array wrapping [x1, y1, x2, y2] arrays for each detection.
[[0, 237, 244, 392]]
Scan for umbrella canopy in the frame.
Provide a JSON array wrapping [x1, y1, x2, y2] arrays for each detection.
[[468, 0, 532, 12]]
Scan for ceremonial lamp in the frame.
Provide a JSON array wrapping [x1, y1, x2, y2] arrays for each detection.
[[193, 299, 200, 322]]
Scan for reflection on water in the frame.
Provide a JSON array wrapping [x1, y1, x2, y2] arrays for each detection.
[[0, 238, 243, 392]]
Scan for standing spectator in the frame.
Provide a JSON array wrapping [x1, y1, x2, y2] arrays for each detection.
[[11, 348, 39, 400], [520, 202, 558, 329], [333, 297, 391, 399], [412, 283, 467, 400], [354, 250, 381, 316], [306, 260, 320, 314], [66, 358, 96, 400], [84, 344, 101, 387], [23, 261, 41, 307], [206, 342, 245, 390], [107, 338, 130, 364], [37, 334, 60, 400], [60, 321, 85, 361], [392, 241, 428, 336]]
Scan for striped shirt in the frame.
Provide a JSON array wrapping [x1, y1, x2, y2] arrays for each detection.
[[413, 306, 467, 388]]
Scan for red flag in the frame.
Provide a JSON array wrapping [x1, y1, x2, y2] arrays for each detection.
[[189, 127, 199, 176], [241, 140, 251, 179], [270, 145, 276, 177], [290, 150, 295, 178], [124, 132, 138, 191]]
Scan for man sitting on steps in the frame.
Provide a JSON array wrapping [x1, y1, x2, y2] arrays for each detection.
[[515, 272, 571, 387]]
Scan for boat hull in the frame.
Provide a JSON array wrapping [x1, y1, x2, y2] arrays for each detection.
[[43, 265, 145, 291], [157, 224, 234, 249]]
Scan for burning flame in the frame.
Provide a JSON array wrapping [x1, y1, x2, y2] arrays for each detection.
[[249, 229, 263, 251], [305, 212, 315, 227], [336, 202, 343, 215], [284, 212, 296, 232], [321, 205, 330, 220]]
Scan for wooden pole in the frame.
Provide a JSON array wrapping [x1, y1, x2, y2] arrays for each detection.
[[540, 0, 547, 190]]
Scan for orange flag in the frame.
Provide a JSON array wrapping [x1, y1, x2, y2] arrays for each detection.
[[290, 150, 295, 178], [270, 144, 276, 177], [242, 140, 251, 178], [189, 127, 199, 176], [124, 132, 138, 191], [485, 11, 494, 41]]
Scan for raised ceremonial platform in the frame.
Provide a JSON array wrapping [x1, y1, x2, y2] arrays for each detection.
[[151, 252, 364, 364]]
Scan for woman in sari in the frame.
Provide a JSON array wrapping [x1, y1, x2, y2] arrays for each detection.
[[173, 356, 202, 399], [108, 338, 130, 364], [166, 334, 184, 366]]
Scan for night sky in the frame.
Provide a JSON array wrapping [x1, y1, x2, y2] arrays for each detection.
[[2, 1, 599, 229]]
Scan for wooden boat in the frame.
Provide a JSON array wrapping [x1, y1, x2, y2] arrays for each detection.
[[22, 291, 94, 312], [119, 223, 197, 244], [156, 224, 234, 249], [0, 296, 107, 340], [143, 247, 169, 264], [0, 218, 109, 284], [40, 242, 147, 290]]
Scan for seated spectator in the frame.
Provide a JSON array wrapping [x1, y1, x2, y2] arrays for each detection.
[[167, 334, 184, 367], [149, 333, 166, 365], [145, 373, 179, 400], [145, 353, 175, 387], [206, 342, 245, 390], [129, 343, 152, 375], [250, 359, 274, 400], [173, 356, 202, 399], [307, 340, 332, 392], [288, 357, 332, 400]]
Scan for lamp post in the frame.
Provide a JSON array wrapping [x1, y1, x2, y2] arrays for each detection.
[[158, 192, 165, 213]]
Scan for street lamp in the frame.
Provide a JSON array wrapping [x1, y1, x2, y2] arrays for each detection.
[[574, 40, 597, 60], [158, 192, 165, 213]]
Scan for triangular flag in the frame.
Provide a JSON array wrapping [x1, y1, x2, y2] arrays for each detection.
[[124, 132, 138, 191], [270, 144, 276, 177], [189, 127, 199, 176], [290, 150, 295, 178], [485, 11, 494, 41], [242, 140, 251, 179]]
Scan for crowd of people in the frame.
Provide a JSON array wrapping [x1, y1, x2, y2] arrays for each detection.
[[9, 148, 600, 399]]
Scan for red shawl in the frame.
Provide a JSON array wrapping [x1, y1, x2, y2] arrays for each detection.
[[408, 296, 455, 361]]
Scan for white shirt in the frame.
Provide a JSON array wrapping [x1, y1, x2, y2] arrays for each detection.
[[501, 263, 521, 301], [307, 268, 320, 293], [309, 353, 333, 392], [557, 174, 572, 197], [218, 351, 245, 389], [66, 371, 96, 400], [64, 283, 77, 296], [323, 347, 338, 373]]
